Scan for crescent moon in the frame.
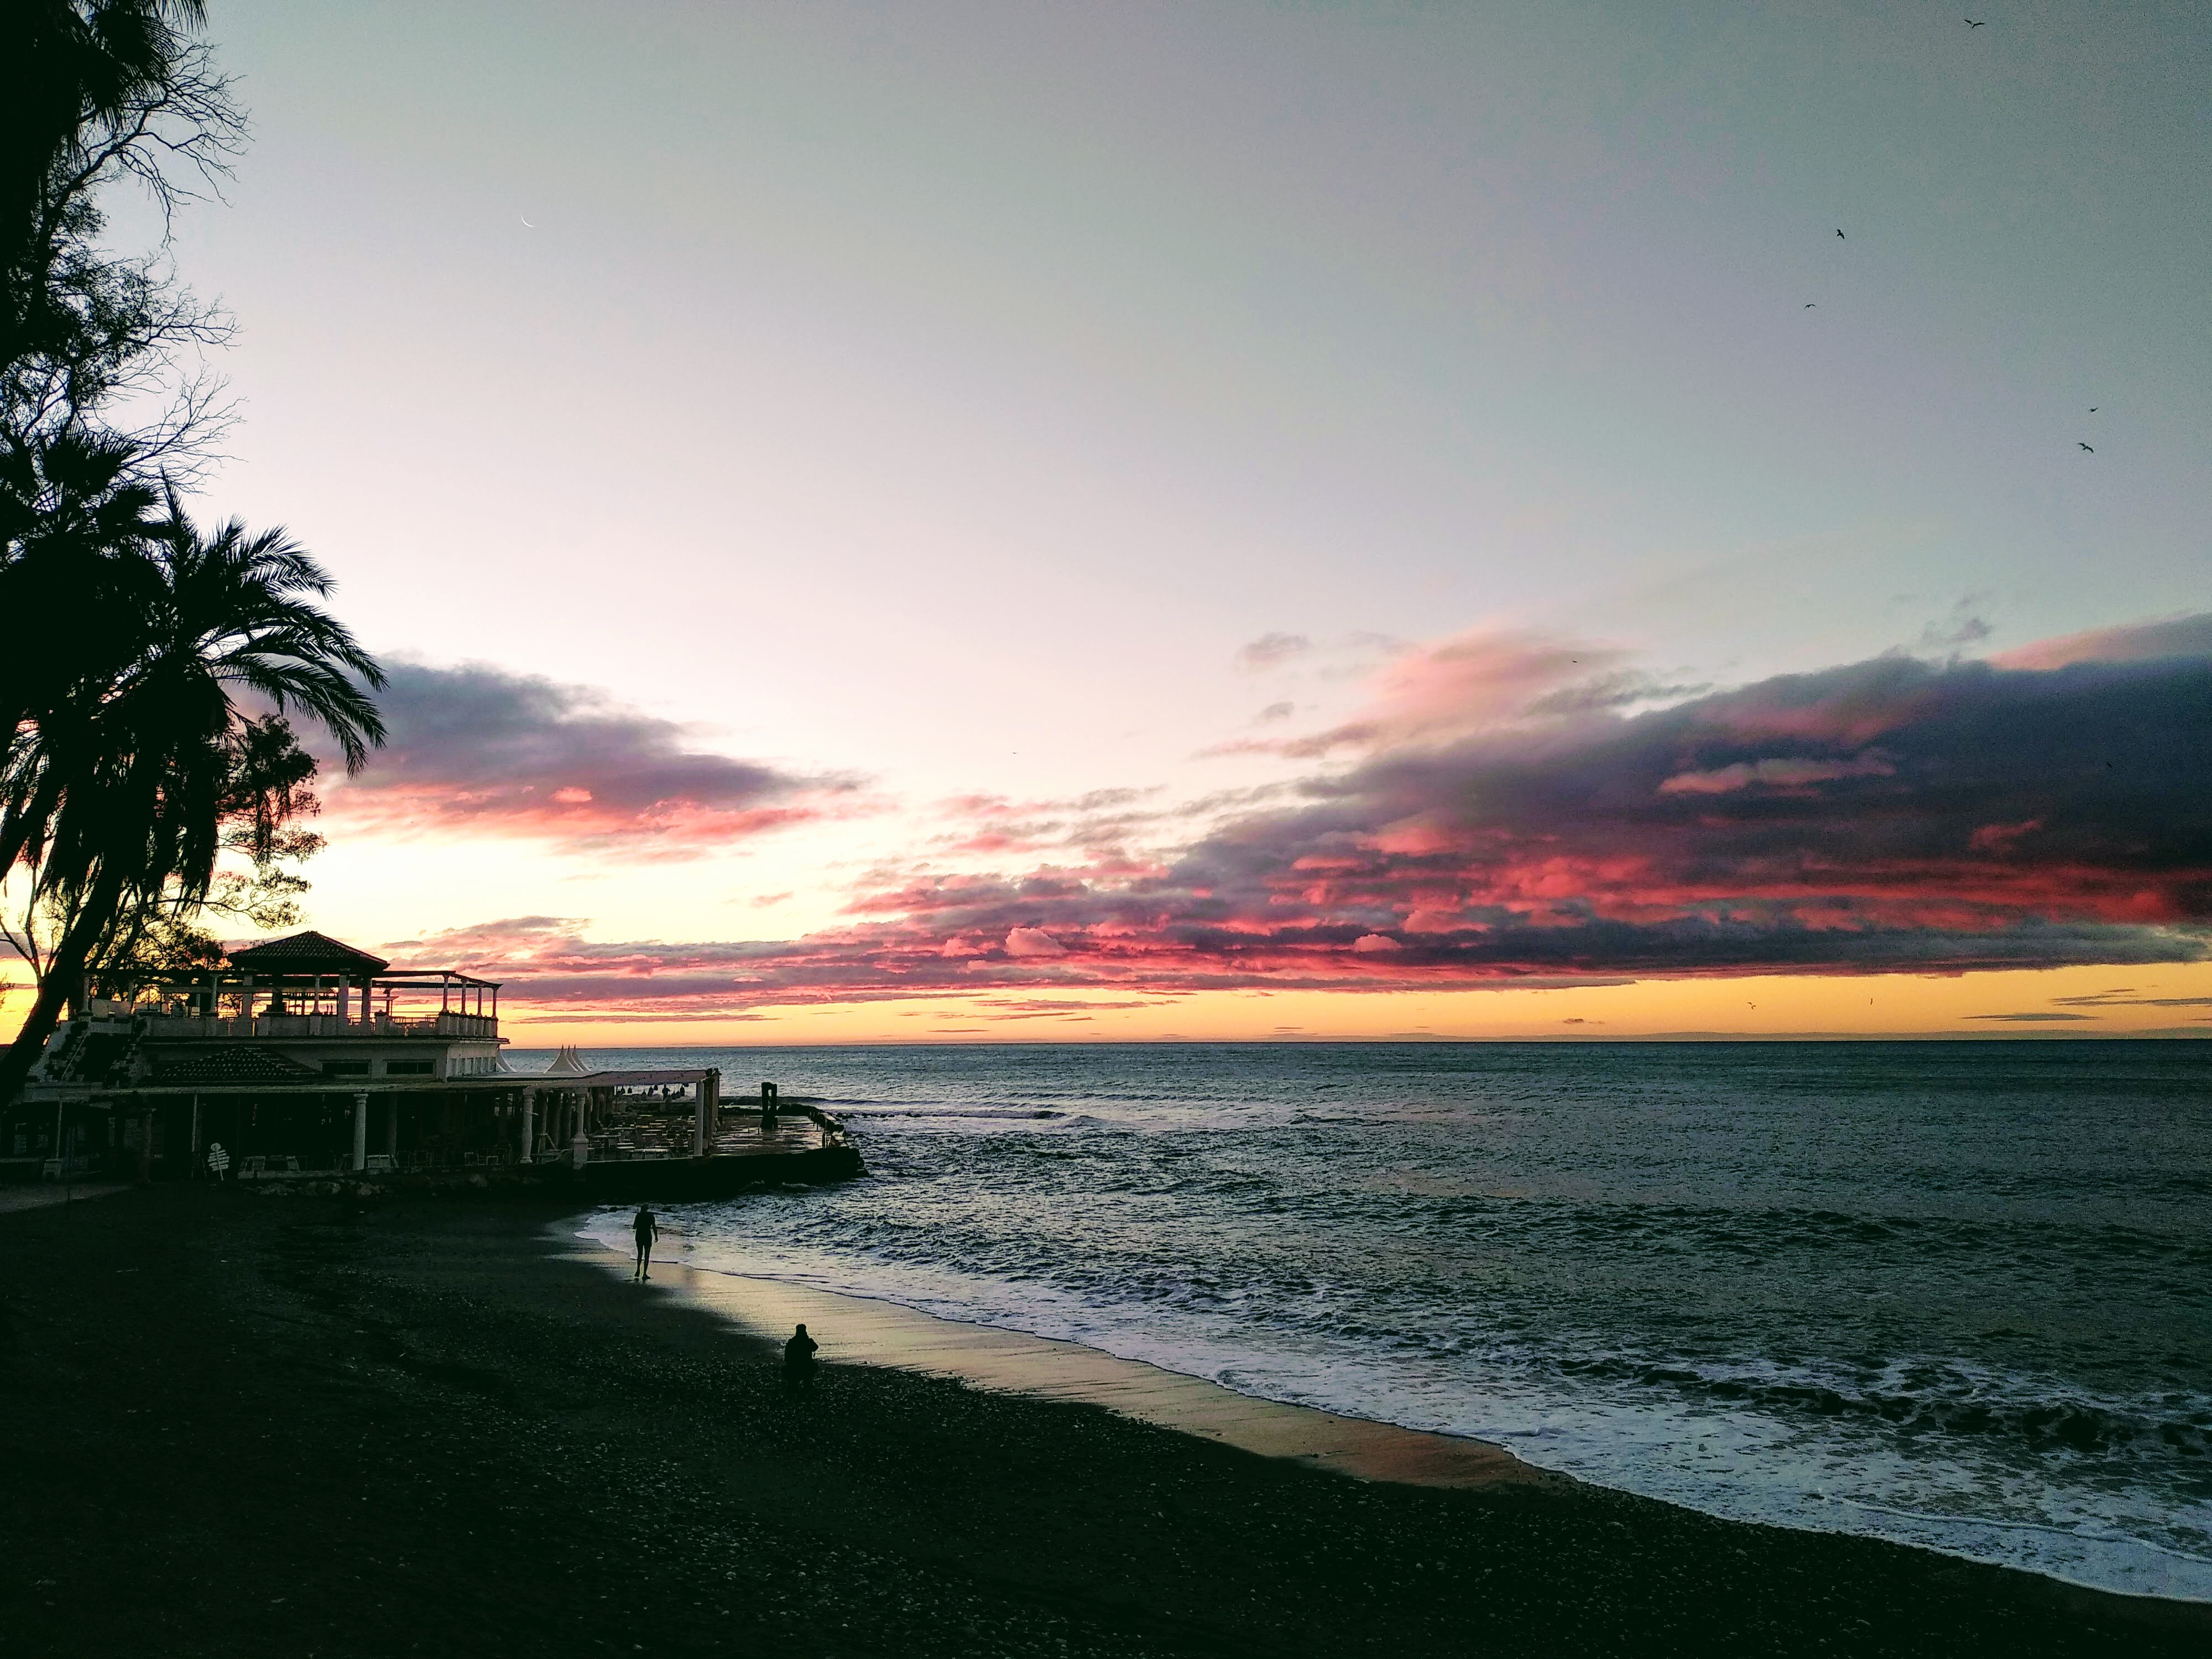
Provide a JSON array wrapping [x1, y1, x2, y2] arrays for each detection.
[[520, 214, 536, 228]]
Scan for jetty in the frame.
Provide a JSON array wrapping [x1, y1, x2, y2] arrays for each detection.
[[0, 930, 859, 1195]]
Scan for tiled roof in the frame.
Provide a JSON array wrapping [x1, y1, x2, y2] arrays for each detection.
[[151, 1047, 324, 1085], [226, 930, 391, 974]]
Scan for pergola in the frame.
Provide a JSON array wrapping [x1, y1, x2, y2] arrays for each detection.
[[168, 931, 502, 1024]]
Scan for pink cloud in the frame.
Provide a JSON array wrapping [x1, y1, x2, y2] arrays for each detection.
[[1228, 628, 1709, 759], [1990, 613, 2212, 672], [388, 617, 2212, 1015], [1658, 754, 1896, 795], [324, 660, 859, 854]]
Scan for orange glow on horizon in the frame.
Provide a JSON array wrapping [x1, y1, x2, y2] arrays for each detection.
[[8, 956, 2206, 1053], [477, 961, 2212, 1050]]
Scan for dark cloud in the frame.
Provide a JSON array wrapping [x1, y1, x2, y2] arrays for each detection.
[[1994, 612, 2212, 671], [1964, 1012, 2100, 1022], [390, 620, 2212, 1012], [1134, 641, 2212, 980], [1525, 671, 1713, 717], [327, 660, 857, 853], [380, 914, 1632, 1012], [1917, 598, 1995, 656]]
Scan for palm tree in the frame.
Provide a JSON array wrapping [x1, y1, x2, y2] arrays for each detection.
[[0, 430, 163, 743], [0, 486, 384, 1105]]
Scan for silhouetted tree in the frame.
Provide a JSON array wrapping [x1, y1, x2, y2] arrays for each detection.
[[1, 2, 240, 462], [0, 7, 385, 1103], [0, 495, 385, 1103], [2, 0, 244, 771], [21, 712, 327, 1006]]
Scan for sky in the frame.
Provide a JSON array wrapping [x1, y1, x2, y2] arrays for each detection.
[[9, 0, 2211, 1044]]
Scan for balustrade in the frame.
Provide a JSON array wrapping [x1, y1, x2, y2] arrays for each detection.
[[132, 1010, 499, 1040]]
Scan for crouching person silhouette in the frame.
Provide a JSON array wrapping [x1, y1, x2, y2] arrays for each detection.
[[783, 1322, 819, 1396]]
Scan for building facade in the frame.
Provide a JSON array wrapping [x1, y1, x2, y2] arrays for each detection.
[[3, 930, 524, 1181]]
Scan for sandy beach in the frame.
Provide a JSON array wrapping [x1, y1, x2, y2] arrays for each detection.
[[2, 1186, 2204, 1659], [584, 1241, 1554, 1490]]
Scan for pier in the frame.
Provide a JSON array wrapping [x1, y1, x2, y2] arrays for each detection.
[[1, 930, 858, 1194]]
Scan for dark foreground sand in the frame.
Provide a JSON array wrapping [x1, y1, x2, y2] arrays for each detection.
[[1, 1188, 2204, 1658]]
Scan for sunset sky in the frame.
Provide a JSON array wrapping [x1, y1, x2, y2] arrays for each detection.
[[10, 1, 2209, 1045]]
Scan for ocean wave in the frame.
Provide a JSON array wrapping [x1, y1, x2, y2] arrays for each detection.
[[839, 1106, 1066, 1120], [575, 1037, 2212, 1601], [1547, 1352, 2212, 1457]]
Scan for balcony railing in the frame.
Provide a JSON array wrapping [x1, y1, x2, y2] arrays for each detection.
[[135, 1011, 499, 1041]]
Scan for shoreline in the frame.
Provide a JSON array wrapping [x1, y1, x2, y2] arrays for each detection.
[[4, 1186, 2206, 1657], [571, 1227, 2212, 1611], [566, 1233, 1555, 1491]]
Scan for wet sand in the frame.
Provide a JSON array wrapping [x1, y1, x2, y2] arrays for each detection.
[[592, 1244, 1551, 1490], [2, 1186, 2204, 1658]]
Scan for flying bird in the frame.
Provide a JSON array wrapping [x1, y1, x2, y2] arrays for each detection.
[[1836, 228, 1846, 238], [520, 214, 536, 228], [1804, 302, 1817, 308], [2079, 442, 2094, 452], [2089, 406, 2098, 413], [1965, 17, 1985, 25]]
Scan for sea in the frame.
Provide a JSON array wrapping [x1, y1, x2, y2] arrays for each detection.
[[551, 1040, 2211, 1601]]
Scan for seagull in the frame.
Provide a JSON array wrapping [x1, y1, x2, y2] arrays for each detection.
[[1836, 228, 1846, 238], [2079, 442, 2094, 452], [2089, 406, 2098, 413], [1965, 17, 1986, 26], [1804, 302, 1817, 308], [520, 214, 536, 228]]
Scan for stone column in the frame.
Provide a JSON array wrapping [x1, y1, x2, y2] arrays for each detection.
[[692, 1081, 708, 1157], [519, 1088, 535, 1163], [351, 1092, 368, 1172]]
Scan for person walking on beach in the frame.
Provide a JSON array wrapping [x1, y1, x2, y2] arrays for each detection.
[[782, 1322, 819, 1396], [632, 1204, 659, 1280]]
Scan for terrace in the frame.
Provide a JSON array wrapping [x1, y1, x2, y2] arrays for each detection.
[[123, 931, 502, 1042]]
